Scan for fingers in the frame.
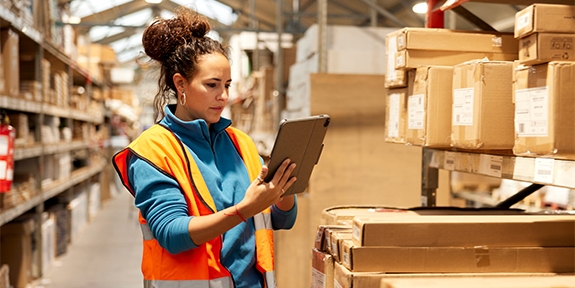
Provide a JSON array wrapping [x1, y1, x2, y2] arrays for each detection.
[[255, 165, 269, 184]]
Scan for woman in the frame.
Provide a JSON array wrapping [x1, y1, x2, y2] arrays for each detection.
[[113, 6, 297, 288]]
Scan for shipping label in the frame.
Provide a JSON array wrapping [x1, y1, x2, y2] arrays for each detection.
[[407, 94, 425, 130], [515, 86, 549, 137], [452, 88, 474, 126], [311, 268, 326, 288], [388, 93, 400, 138]]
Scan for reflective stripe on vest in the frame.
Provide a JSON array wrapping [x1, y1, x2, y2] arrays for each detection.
[[144, 277, 233, 288], [113, 124, 276, 288]]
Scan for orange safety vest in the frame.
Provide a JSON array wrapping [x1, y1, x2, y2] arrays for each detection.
[[113, 124, 276, 288]]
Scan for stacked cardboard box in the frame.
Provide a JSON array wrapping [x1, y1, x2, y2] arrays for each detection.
[[451, 59, 515, 150], [0, 28, 19, 98], [513, 3, 575, 160], [384, 28, 519, 149], [313, 207, 575, 288]]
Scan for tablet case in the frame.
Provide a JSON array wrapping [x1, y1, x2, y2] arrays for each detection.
[[264, 114, 330, 195]]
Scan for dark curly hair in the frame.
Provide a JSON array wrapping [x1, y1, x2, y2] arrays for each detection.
[[142, 6, 229, 119]]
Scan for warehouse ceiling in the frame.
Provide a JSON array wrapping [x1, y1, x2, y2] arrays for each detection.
[[62, 0, 553, 66]]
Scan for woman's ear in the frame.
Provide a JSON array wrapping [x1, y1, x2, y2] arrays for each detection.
[[172, 73, 186, 92]]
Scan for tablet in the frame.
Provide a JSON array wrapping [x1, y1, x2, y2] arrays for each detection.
[[264, 114, 330, 195]]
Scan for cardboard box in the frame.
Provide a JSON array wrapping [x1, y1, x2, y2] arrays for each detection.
[[351, 215, 575, 247], [385, 71, 414, 144], [451, 60, 515, 150], [396, 50, 517, 70], [381, 274, 575, 288], [0, 29, 19, 97], [328, 230, 352, 264], [385, 89, 408, 143], [311, 248, 334, 288], [397, 28, 518, 54], [385, 31, 408, 88], [513, 62, 575, 159], [0, 215, 35, 288], [334, 262, 389, 288], [405, 66, 454, 147], [519, 33, 575, 65], [314, 225, 350, 252], [342, 240, 575, 273], [514, 4, 575, 38]]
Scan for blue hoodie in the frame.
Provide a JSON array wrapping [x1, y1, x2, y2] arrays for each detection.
[[127, 105, 297, 287]]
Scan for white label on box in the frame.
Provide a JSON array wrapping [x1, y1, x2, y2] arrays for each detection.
[[444, 151, 456, 170], [311, 267, 326, 288], [515, 87, 549, 137], [453, 88, 474, 126], [343, 250, 350, 267], [516, 11, 531, 31], [388, 93, 400, 138], [534, 158, 554, 183], [396, 54, 404, 68], [397, 34, 405, 48], [408, 94, 425, 129], [479, 154, 503, 178]]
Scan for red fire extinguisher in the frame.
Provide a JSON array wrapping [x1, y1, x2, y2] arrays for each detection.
[[0, 111, 15, 193]]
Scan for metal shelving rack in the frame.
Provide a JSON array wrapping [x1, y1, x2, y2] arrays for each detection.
[[0, 4, 107, 279], [421, 0, 575, 207]]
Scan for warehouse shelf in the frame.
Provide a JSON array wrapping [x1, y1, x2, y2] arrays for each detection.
[[0, 160, 105, 227], [14, 144, 42, 161], [422, 148, 575, 206], [42, 160, 106, 202], [0, 7, 41, 43], [0, 95, 103, 124], [44, 141, 90, 155], [0, 95, 42, 114], [426, 148, 575, 189]]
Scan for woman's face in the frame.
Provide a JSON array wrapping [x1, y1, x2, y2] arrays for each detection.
[[175, 53, 231, 126]]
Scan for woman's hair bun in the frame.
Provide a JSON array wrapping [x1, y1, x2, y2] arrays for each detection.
[[142, 6, 212, 62]]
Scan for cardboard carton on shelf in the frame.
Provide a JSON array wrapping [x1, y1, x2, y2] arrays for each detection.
[[513, 61, 575, 160], [396, 28, 518, 54], [0, 28, 19, 98], [351, 214, 575, 247], [405, 65, 454, 147], [514, 3, 575, 38], [518, 33, 575, 65], [451, 60, 515, 150], [341, 239, 575, 273], [385, 71, 415, 144]]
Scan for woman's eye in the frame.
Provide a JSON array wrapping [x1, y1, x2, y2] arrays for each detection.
[[207, 83, 216, 88], [225, 84, 231, 89]]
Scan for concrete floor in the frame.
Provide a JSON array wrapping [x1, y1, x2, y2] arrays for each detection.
[[36, 189, 143, 288]]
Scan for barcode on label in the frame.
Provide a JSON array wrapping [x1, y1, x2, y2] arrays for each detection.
[[518, 123, 524, 133], [491, 165, 501, 170], [537, 169, 552, 175], [446, 159, 454, 165]]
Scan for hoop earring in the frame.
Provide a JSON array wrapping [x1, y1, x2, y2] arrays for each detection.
[[179, 91, 187, 106]]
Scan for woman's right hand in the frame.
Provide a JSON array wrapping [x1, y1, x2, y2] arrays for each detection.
[[238, 159, 297, 218]]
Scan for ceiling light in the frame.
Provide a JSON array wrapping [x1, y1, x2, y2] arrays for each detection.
[[412, 2, 428, 14], [145, 0, 162, 3]]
